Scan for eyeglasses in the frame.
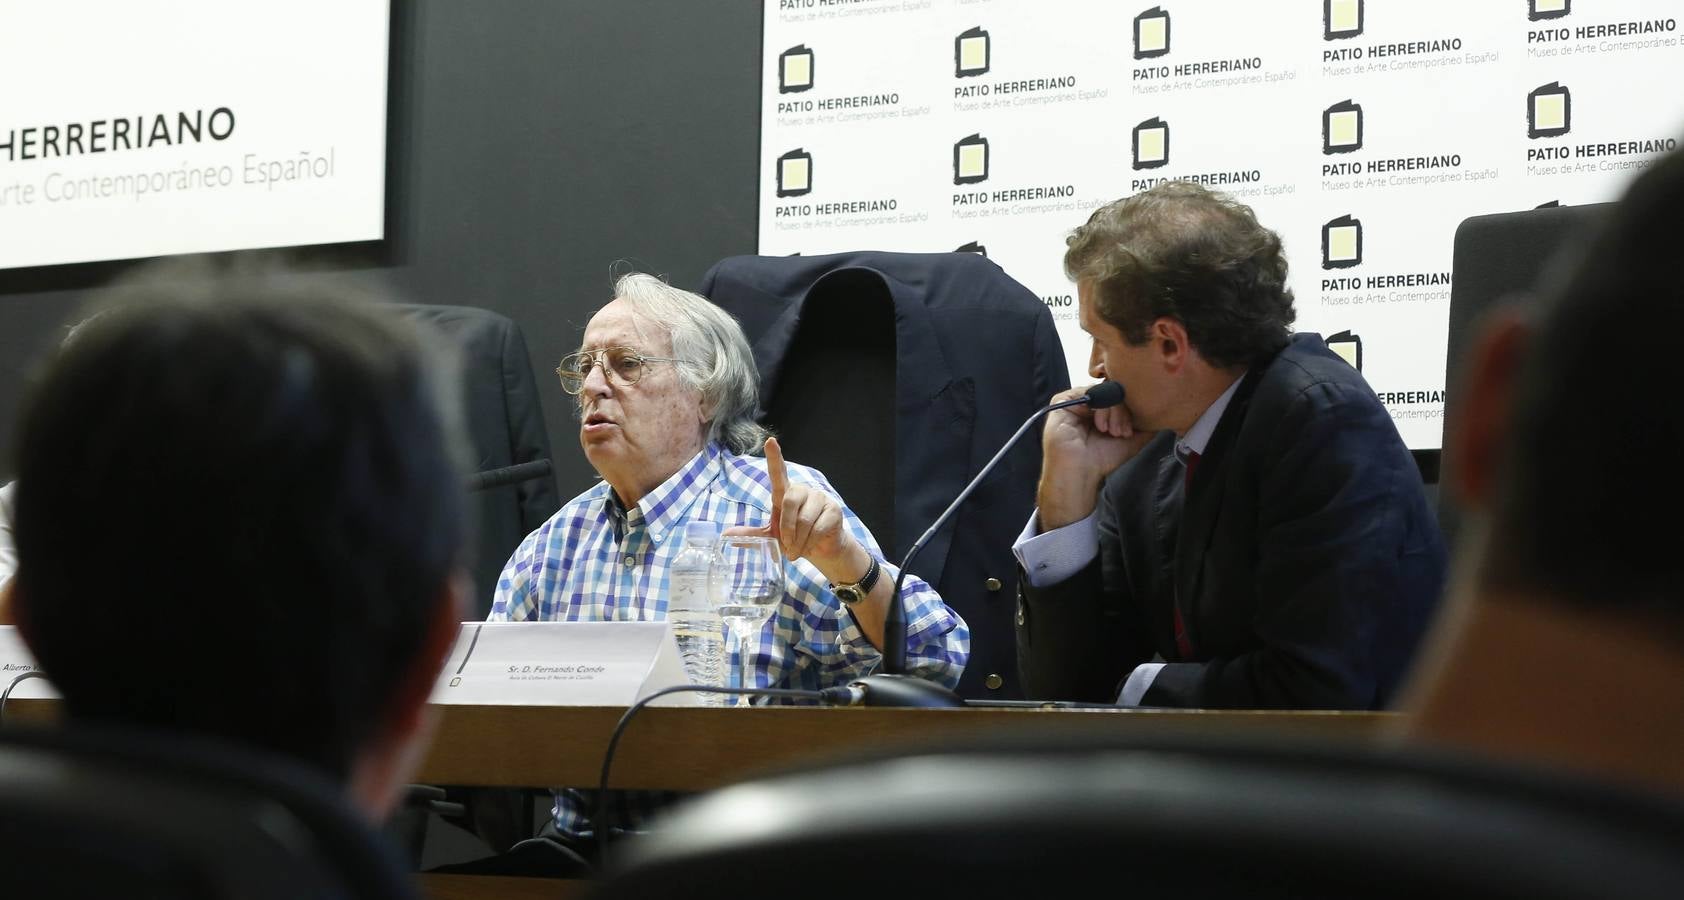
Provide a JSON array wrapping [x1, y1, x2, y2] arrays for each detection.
[[555, 346, 682, 394]]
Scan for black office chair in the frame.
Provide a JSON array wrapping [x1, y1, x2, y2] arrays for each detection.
[[1439, 202, 1610, 543], [590, 730, 1684, 900], [0, 723, 418, 900], [390, 303, 560, 616], [387, 303, 560, 864]]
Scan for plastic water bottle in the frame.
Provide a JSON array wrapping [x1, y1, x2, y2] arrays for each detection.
[[667, 519, 726, 706]]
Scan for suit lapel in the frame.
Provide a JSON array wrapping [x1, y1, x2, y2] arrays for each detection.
[[1172, 366, 1264, 654], [749, 301, 804, 418], [884, 269, 970, 582], [741, 254, 856, 412], [1149, 448, 1186, 655]]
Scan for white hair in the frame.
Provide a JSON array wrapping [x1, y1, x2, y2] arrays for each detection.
[[611, 272, 770, 455]]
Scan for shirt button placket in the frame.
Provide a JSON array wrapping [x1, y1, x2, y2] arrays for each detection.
[[618, 528, 644, 622]]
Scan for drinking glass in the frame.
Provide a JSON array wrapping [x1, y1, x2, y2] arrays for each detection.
[[713, 535, 785, 704]]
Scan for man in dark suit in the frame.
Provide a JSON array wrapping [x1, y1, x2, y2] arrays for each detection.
[[1015, 181, 1445, 709]]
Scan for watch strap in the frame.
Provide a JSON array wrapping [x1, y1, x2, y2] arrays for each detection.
[[831, 555, 881, 604]]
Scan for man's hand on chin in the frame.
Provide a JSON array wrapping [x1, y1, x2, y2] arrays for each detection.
[[1038, 385, 1155, 530]]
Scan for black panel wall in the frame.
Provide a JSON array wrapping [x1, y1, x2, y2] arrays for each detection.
[[0, 1, 764, 511]]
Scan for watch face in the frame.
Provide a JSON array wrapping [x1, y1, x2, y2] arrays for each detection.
[[835, 586, 863, 605]]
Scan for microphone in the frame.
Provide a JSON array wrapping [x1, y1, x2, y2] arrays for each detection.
[[820, 676, 977, 709], [852, 381, 1126, 707], [1076, 380, 1126, 411], [464, 458, 553, 492]]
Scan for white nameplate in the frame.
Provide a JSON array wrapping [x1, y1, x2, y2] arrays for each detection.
[[0, 626, 59, 699], [430, 622, 694, 707]]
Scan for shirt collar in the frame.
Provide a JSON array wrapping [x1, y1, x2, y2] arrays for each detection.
[[1175, 373, 1245, 462], [602, 443, 724, 543]]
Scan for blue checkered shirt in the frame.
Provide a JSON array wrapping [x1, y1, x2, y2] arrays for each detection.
[[490, 442, 970, 839]]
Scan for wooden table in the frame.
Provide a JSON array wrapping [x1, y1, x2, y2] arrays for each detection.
[[419, 704, 1394, 898], [420, 702, 1396, 790], [5, 699, 1397, 899], [6, 699, 1398, 790]]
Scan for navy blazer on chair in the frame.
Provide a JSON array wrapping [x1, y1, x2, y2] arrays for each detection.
[[701, 251, 1069, 699]]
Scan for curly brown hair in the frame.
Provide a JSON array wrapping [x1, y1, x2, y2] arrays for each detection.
[[1064, 181, 1295, 369]]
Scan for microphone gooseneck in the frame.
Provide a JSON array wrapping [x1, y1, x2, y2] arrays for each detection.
[[877, 382, 1125, 700], [464, 458, 553, 492]]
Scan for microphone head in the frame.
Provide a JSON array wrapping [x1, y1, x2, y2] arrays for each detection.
[[848, 675, 966, 708], [1084, 381, 1126, 409]]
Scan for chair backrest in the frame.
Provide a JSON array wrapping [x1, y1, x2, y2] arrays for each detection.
[[592, 731, 1684, 900], [1440, 202, 1609, 542], [389, 303, 561, 615], [760, 269, 898, 548], [0, 724, 418, 900]]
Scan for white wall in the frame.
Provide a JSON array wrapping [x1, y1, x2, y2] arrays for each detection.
[[759, 0, 1684, 449]]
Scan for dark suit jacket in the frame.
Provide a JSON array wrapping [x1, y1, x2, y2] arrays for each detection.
[[701, 251, 1069, 698], [392, 304, 561, 617], [1017, 334, 1445, 709]]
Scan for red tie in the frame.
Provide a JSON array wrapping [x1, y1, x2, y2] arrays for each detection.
[[1173, 451, 1200, 660]]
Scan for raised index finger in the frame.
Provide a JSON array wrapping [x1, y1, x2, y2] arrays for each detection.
[[764, 436, 788, 537]]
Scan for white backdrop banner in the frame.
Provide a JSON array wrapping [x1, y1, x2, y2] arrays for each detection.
[[759, 0, 1684, 449], [0, 1, 391, 270]]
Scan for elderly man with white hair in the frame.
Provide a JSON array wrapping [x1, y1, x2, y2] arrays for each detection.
[[490, 272, 969, 850]]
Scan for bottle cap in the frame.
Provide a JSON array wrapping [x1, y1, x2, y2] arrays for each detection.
[[684, 519, 723, 548]]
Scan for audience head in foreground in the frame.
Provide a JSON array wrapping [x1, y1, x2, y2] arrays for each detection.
[[1407, 148, 1684, 794], [9, 264, 471, 817]]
